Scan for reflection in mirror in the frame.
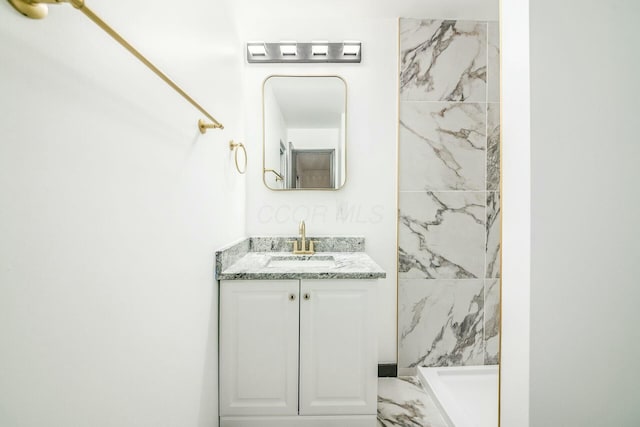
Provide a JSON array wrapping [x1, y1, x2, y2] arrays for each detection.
[[263, 76, 346, 190]]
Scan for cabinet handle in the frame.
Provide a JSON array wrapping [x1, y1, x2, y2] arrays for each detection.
[[289, 293, 297, 301], [303, 293, 311, 300]]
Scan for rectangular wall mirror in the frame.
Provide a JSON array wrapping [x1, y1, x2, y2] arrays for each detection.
[[263, 75, 347, 190]]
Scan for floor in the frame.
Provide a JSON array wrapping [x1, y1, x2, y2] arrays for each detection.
[[377, 377, 448, 427]]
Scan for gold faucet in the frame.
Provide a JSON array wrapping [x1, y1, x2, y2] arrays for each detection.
[[292, 220, 315, 254]]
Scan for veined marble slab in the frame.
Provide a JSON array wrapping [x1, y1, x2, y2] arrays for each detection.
[[397, 16, 501, 375], [399, 279, 484, 369], [488, 21, 500, 103], [400, 102, 486, 191], [377, 376, 448, 427], [487, 103, 501, 192], [400, 19, 487, 102], [486, 191, 501, 278], [399, 191, 485, 279], [484, 279, 500, 364]]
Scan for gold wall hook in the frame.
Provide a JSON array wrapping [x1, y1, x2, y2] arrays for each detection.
[[229, 140, 247, 174]]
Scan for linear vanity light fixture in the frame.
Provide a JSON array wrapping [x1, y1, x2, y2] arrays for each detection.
[[246, 41, 362, 63]]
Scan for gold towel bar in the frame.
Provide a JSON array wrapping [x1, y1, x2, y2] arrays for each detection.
[[7, 0, 224, 133]]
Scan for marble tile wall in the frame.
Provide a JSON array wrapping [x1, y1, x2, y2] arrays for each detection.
[[377, 377, 448, 427], [398, 19, 501, 372]]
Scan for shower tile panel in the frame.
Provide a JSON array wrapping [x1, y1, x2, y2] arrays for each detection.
[[398, 279, 484, 369], [484, 279, 500, 365], [399, 102, 486, 191], [398, 17, 500, 371], [400, 19, 487, 102], [487, 102, 501, 191], [399, 191, 485, 279], [377, 376, 448, 427], [486, 191, 501, 278], [488, 21, 500, 103]]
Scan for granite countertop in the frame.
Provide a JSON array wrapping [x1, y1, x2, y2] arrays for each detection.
[[215, 237, 386, 281]]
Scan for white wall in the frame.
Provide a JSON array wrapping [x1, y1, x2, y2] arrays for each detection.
[[499, 0, 531, 426], [241, 18, 399, 363], [0, 1, 245, 426], [227, 0, 498, 22], [529, 0, 640, 425]]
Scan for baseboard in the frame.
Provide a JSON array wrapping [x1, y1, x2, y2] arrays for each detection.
[[377, 363, 397, 377], [397, 367, 416, 377]]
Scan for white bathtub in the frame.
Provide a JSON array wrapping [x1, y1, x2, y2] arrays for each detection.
[[418, 365, 499, 427]]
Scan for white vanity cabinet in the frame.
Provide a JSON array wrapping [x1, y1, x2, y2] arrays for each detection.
[[219, 280, 300, 417], [219, 279, 378, 427]]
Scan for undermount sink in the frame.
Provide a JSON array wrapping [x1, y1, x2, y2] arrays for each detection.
[[266, 255, 336, 269]]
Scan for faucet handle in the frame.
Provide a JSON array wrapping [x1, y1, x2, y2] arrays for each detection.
[[309, 240, 317, 253], [286, 240, 298, 253]]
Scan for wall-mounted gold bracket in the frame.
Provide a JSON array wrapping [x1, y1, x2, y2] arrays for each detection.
[[7, 0, 83, 19], [7, 0, 224, 134], [7, 0, 48, 18], [198, 119, 224, 134]]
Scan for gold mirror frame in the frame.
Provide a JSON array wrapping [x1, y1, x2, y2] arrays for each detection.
[[262, 75, 348, 191]]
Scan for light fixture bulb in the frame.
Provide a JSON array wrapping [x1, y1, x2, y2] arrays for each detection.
[[343, 41, 361, 56], [312, 41, 329, 56], [279, 41, 297, 56], [247, 42, 267, 56]]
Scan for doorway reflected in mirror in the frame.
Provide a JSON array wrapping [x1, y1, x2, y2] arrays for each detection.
[[291, 149, 335, 189]]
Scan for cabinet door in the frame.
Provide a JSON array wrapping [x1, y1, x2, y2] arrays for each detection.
[[299, 280, 377, 416], [219, 280, 299, 416]]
